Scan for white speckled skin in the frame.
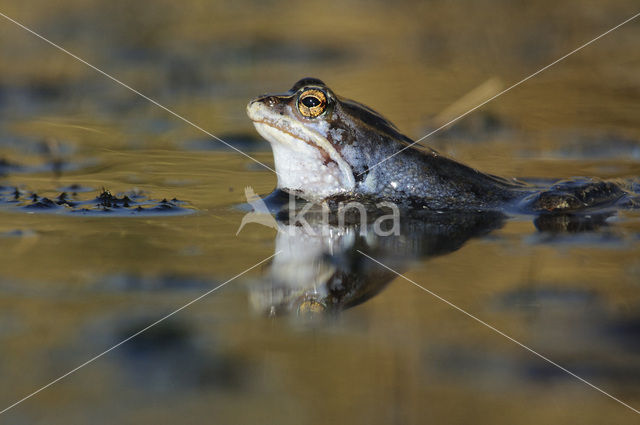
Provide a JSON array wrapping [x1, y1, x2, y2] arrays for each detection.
[[251, 118, 354, 200], [247, 78, 531, 210]]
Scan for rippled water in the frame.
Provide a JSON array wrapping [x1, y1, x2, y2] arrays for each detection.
[[1, 1, 640, 423]]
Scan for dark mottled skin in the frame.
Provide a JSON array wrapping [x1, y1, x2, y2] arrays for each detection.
[[250, 78, 638, 212]]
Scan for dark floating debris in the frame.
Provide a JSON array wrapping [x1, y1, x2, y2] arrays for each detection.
[[23, 197, 60, 211], [56, 192, 76, 207], [79, 189, 192, 216], [96, 189, 131, 208], [3, 187, 194, 216]]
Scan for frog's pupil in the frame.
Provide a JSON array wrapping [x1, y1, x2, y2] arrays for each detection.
[[302, 96, 321, 108]]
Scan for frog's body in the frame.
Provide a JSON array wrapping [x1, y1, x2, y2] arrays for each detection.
[[247, 78, 636, 212]]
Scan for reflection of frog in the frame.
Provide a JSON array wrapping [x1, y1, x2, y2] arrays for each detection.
[[247, 78, 639, 212], [249, 202, 616, 317], [250, 209, 506, 316]]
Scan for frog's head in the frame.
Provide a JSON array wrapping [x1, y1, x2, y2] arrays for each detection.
[[247, 78, 411, 200]]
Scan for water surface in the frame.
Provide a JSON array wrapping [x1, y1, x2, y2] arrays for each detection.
[[1, 1, 640, 423]]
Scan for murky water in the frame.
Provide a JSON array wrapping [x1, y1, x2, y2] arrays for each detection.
[[1, 1, 640, 423]]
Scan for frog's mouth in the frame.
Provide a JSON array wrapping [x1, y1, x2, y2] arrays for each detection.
[[247, 101, 355, 198], [253, 120, 334, 165]]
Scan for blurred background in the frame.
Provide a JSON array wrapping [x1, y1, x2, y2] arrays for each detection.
[[0, 0, 639, 424]]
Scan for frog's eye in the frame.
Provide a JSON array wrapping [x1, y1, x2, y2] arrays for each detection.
[[297, 89, 327, 118]]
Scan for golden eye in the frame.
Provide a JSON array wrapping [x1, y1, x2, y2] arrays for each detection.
[[297, 89, 327, 118]]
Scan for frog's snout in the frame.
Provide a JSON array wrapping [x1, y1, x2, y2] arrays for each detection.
[[246, 98, 263, 120], [247, 95, 286, 121]]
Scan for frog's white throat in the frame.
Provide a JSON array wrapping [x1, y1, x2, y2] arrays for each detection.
[[252, 122, 355, 200]]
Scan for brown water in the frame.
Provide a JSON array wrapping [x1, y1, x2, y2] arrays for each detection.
[[1, 0, 640, 423]]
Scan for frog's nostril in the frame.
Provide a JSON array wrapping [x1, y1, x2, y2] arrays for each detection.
[[265, 96, 278, 107], [252, 95, 279, 107]]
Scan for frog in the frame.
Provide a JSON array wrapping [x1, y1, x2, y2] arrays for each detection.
[[247, 78, 638, 212]]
